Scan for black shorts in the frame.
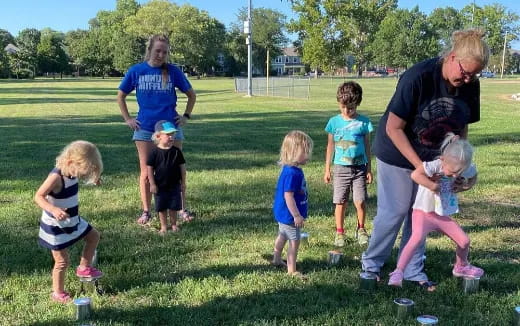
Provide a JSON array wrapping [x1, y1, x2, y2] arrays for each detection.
[[154, 186, 182, 212]]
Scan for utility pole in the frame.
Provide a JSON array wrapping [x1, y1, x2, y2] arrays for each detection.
[[246, 0, 253, 96], [501, 31, 508, 79]]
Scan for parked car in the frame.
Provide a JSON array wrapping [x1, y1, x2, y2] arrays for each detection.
[[480, 71, 495, 78]]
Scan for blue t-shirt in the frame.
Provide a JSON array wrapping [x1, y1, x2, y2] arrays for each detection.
[[325, 114, 373, 166], [273, 165, 308, 225], [119, 62, 192, 132], [373, 57, 480, 169]]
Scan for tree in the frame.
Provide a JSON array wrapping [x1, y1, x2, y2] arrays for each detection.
[[15, 28, 41, 76], [428, 7, 464, 48], [289, 0, 339, 77], [372, 7, 438, 68], [235, 7, 288, 75], [0, 29, 15, 48], [331, 0, 397, 76], [36, 29, 69, 78]]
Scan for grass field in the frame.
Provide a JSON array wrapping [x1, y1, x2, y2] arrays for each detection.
[[0, 76, 519, 325]]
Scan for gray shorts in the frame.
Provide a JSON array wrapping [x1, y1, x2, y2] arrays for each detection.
[[278, 222, 301, 241], [332, 164, 367, 204], [132, 126, 184, 141]]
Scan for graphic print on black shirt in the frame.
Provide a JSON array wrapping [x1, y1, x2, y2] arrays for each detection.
[[410, 97, 470, 161]]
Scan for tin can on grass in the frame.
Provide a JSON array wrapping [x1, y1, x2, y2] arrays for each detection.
[[417, 315, 438, 325], [462, 276, 480, 294], [394, 298, 414, 319], [300, 232, 309, 246], [513, 306, 520, 326], [328, 250, 343, 265], [359, 272, 377, 291], [74, 297, 92, 321]]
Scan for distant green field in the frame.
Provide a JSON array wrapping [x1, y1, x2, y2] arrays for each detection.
[[0, 77, 518, 325]]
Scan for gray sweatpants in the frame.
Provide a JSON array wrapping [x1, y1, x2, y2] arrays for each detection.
[[361, 158, 428, 282]]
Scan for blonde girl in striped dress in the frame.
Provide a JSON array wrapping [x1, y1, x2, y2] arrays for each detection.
[[34, 141, 104, 304]]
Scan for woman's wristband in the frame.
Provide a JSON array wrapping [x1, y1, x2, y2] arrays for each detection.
[[183, 113, 191, 119]]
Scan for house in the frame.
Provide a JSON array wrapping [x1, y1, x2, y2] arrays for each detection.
[[271, 47, 305, 76]]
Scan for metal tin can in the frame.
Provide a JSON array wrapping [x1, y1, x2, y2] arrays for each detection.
[[328, 250, 343, 265], [462, 276, 480, 294], [359, 272, 377, 291], [300, 232, 309, 246], [74, 297, 92, 321], [513, 306, 520, 326], [394, 298, 414, 319], [417, 315, 438, 325]]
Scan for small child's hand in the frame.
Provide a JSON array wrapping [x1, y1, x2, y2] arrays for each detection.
[[150, 184, 158, 194], [429, 182, 440, 193], [366, 171, 373, 184], [323, 171, 331, 184], [294, 215, 304, 228], [52, 207, 69, 220]]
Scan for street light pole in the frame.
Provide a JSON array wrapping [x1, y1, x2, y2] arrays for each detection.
[[501, 31, 508, 79], [247, 0, 253, 96]]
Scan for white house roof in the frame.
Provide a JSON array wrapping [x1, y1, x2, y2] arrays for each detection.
[[283, 47, 299, 56], [4, 43, 20, 54]]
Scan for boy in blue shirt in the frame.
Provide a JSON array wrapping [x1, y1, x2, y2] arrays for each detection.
[[324, 82, 373, 246]]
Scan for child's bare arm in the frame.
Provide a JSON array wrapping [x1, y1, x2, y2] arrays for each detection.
[[34, 173, 69, 220], [147, 166, 157, 194], [364, 133, 373, 184], [180, 164, 186, 192], [411, 164, 439, 193], [324, 134, 334, 184], [284, 191, 304, 227]]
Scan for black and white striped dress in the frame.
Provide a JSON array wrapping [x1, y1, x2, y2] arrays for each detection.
[[38, 168, 92, 250]]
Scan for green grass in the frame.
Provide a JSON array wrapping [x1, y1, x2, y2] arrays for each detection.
[[0, 76, 519, 325]]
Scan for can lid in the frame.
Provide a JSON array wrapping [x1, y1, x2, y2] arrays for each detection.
[[417, 315, 438, 324], [359, 272, 377, 280], [463, 276, 480, 280], [515, 306, 520, 313], [300, 232, 309, 238], [394, 298, 414, 305], [74, 297, 91, 305]]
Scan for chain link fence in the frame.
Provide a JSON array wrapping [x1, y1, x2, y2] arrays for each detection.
[[234, 77, 311, 99]]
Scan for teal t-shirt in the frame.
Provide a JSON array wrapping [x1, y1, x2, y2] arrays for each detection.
[[325, 114, 373, 166]]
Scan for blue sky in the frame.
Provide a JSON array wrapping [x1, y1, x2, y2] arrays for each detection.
[[1, 0, 519, 48]]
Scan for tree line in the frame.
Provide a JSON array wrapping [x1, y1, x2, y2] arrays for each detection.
[[1, 0, 519, 79]]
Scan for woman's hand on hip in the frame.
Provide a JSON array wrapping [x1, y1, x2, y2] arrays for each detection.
[[125, 118, 140, 131]]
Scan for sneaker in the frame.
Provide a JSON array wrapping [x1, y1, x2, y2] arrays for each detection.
[[388, 269, 404, 287], [356, 228, 369, 245], [452, 264, 484, 278], [334, 233, 345, 247], [76, 266, 103, 278], [51, 291, 72, 304]]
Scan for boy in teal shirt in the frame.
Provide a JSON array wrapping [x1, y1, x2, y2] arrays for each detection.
[[324, 81, 373, 246]]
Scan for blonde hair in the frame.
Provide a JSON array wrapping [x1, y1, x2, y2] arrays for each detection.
[[144, 34, 170, 89], [440, 132, 474, 172], [279, 130, 313, 166], [55, 141, 103, 184], [336, 81, 362, 108], [441, 29, 490, 67]]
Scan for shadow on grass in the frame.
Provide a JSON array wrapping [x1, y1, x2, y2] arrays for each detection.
[[30, 282, 366, 326]]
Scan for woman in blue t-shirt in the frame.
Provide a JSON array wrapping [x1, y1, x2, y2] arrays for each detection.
[[361, 29, 489, 291], [117, 35, 196, 225]]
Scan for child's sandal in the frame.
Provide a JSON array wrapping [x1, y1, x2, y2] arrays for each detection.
[[51, 291, 72, 304], [137, 211, 152, 225]]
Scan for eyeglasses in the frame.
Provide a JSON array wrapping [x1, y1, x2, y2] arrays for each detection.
[[458, 61, 478, 82]]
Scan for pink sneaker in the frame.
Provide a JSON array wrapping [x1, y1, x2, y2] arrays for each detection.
[[76, 266, 103, 278], [388, 269, 404, 287], [452, 264, 484, 278], [51, 291, 72, 304]]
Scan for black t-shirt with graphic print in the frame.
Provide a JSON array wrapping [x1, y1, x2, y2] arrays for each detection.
[[147, 146, 186, 191], [373, 57, 480, 170]]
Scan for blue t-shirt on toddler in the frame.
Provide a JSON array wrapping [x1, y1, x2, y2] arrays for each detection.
[[273, 165, 308, 225], [119, 62, 192, 132]]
